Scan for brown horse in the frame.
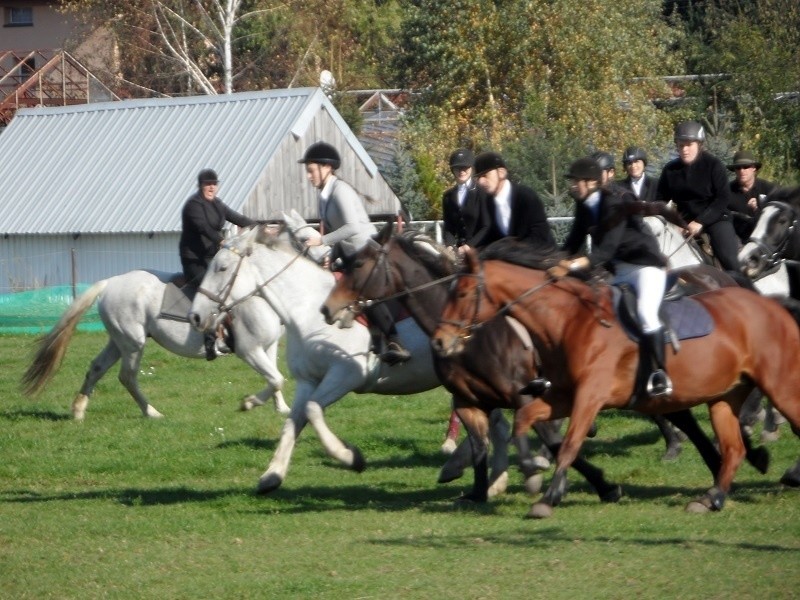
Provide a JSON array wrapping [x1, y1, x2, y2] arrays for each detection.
[[321, 228, 765, 504], [432, 238, 800, 517]]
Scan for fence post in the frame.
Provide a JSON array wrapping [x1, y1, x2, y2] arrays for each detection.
[[71, 248, 77, 299]]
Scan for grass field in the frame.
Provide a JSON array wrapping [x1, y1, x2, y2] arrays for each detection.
[[1, 331, 798, 599]]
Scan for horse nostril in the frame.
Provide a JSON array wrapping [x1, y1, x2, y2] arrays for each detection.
[[189, 313, 200, 327]]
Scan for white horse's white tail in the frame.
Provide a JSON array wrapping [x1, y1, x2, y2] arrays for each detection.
[[21, 279, 109, 396]]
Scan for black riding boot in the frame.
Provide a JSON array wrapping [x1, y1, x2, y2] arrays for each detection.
[[644, 329, 672, 398], [519, 377, 552, 397], [204, 331, 218, 361]]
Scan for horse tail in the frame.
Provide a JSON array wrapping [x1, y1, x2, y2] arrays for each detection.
[[20, 279, 109, 397]]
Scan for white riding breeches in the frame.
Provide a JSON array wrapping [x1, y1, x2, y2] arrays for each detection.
[[612, 262, 667, 334]]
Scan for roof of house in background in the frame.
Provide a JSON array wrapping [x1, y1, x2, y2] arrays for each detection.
[[0, 87, 395, 235]]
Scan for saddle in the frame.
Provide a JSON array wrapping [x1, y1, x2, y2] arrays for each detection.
[[613, 280, 714, 404], [611, 281, 714, 346]]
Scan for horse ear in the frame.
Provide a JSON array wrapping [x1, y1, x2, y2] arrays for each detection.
[[464, 248, 480, 273], [376, 221, 393, 244]]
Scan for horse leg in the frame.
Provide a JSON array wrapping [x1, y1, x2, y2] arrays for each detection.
[[487, 409, 510, 498], [441, 409, 461, 455], [305, 400, 365, 472], [117, 349, 163, 418], [532, 420, 622, 503], [448, 405, 490, 503], [236, 343, 289, 415], [257, 382, 314, 494], [686, 398, 747, 513], [761, 401, 783, 442], [72, 341, 121, 420], [651, 414, 684, 461]]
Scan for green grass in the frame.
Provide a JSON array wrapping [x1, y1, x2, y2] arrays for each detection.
[[1, 332, 798, 599]]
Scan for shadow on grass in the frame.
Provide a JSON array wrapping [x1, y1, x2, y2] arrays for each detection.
[[0, 409, 72, 422], [367, 526, 800, 553]]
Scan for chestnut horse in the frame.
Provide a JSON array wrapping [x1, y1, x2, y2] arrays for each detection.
[[322, 227, 621, 502], [432, 239, 800, 518], [321, 228, 765, 504]]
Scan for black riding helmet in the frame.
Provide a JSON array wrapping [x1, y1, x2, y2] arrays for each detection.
[[197, 169, 219, 185], [622, 146, 648, 166], [591, 151, 615, 172], [299, 142, 341, 169], [674, 121, 706, 143], [449, 148, 475, 169]]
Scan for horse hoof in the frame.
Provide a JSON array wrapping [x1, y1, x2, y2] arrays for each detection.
[[761, 430, 780, 443], [779, 468, 800, 487], [662, 444, 682, 462], [685, 501, 711, 514], [145, 407, 164, 418], [524, 473, 543, 496], [346, 443, 366, 473], [488, 471, 509, 498], [440, 438, 458, 455], [257, 473, 283, 495], [599, 484, 623, 503], [438, 462, 465, 484], [526, 502, 553, 519]]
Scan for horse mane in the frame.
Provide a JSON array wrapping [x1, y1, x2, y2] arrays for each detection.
[[395, 231, 456, 277], [479, 237, 565, 270], [767, 186, 800, 209], [603, 199, 688, 230]]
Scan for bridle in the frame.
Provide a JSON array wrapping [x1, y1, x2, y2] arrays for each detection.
[[745, 200, 797, 270], [345, 238, 459, 312], [196, 240, 308, 316]]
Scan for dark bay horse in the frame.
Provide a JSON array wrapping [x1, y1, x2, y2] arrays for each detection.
[[432, 239, 800, 517], [321, 228, 758, 504]]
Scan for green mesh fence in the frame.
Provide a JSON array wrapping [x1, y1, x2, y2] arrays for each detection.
[[0, 286, 104, 334]]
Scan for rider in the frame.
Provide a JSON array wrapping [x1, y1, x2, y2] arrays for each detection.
[[441, 148, 492, 255], [553, 157, 672, 399], [656, 121, 741, 275], [727, 149, 775, 243], [620, 146, 657, 202], [299, 141, 410, 365], [179, 168, 257, 360]]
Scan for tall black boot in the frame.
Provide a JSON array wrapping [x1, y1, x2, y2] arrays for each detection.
[[204, 331, 218, 361], [644, 329, 672, 398]]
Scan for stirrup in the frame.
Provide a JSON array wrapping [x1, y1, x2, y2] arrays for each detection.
[[519, 378, 551, 396], [646, 371, 673, 398]]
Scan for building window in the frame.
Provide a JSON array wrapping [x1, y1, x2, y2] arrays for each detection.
[[5, 7, 34, 27]]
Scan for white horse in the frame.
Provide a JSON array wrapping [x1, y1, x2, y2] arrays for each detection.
[[644, 215, 790, 296], [188, 225, 511, 498], [22, 267, 289, 420]]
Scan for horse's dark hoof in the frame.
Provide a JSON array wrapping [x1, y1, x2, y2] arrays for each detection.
[[455, 491, 488, 505], [749, 446, 770, 474], [686, 487, 725, 512], [587, 422, 598, 438], [779, 465, 800, 487], [257, 473, 283, 495], [662, 444, 682, 462], [599, 484, 623, 503], [526, 502, 554, 519], [438, 462, 466, 484], [346, 443, 366, 473]]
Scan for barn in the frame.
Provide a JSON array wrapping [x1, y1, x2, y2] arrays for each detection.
[[0, 87, 402, 292]]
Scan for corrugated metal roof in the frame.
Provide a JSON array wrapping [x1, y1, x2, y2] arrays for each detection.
[[0, 87, 381, 235]]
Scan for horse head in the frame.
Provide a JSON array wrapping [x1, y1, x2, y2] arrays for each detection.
[[739, 189, 800, 278], [188, 229, 262, 332], [431, 247, 487, 357]]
